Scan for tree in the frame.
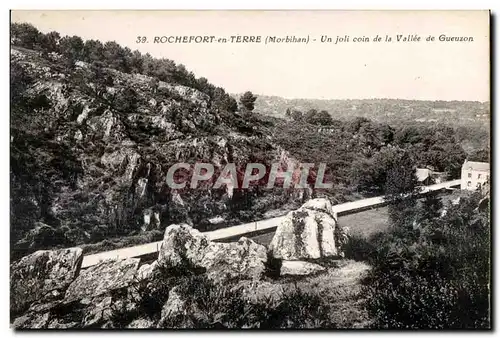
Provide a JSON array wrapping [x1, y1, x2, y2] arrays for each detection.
[[384, 152, 420, 228], [59, 35, 84, 68], [11, 23, 42, 49], [128, 50, 144, 74], [315, 110, 333, 125], [103, 41, 128, 72], [385, 152, 419, 197], [469, 148, 490, 163], [305, 109, 318, 123], [239, 91, 257, 112], [82, 39, 104, 64], [42, 31, 61, 53], [418, 192, 443, 221], [291, 110, 303, 122], [212, 87, 237, 113]]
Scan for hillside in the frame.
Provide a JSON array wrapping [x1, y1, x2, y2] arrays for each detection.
[[10, 45, 306, 259]]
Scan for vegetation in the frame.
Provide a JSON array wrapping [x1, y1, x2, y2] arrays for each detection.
[[341, 189, 491, 329], [11, 22, 238, 113], [112, 260, 334, 329], [270, 114, 469, 199], [239, 91, 257, 113], [10, 23, 279, 257]]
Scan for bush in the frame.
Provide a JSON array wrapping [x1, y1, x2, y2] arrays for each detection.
[[143, 269, 336, 328], [343, 233, 376, 262], [361, 194, 490, 329]]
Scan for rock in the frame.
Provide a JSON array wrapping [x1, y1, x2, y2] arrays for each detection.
[[30, 258, 142, 329], [64, 258, 140, 303], [335, 226, 350, 258], [159, 286, 187, 325], [158, 224, 267, 282], [137, 261, 158, 281], [202, 237, 268, 282], [157, 286, 193, 329], [12, 311, 50, 329], [47, 319, 80, 329], [280, 260, 326, 276], [158, 224, 211, 269], [269, 198, 338, 260], [127, 318, 156, 329], [302, 198, 336, 217], [81, 296, 113, 327], [10, 247, 83, 315], [100, 147, 141, 179]]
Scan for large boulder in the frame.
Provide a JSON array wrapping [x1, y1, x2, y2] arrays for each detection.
[[157, 224, 267, 282], [202, 237, 268, 282], [13, 257, 142, 329], [269, 198, 339, 260], [158, 224, 211, 269], [10, 247, 83, 315], [64, 258, 140, 303]]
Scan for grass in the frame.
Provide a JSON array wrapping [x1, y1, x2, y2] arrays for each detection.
[[339, 206, 389, 238], [274, 259, 372, 328]]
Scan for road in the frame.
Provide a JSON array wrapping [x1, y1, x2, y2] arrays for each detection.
[[80, 179, 461, 268]]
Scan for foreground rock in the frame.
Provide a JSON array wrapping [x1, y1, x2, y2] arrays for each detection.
[[269, 198, 339, 260], [10, 248, 83, 315], [64, 258, 140, 302], [158, 224, 267, 282], [13, 257, 142, 329], [280, 260, 326, 276]]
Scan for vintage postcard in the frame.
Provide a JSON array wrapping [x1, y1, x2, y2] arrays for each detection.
[[9, 10, 490, 329]]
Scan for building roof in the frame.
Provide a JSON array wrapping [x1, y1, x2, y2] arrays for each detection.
[[462, 161, 490, 171], [416, 168, 430, 182]]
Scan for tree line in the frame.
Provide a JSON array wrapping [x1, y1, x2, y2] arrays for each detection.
[[10, 22, 239, 114]]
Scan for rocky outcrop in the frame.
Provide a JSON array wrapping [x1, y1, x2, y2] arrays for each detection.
[[127, 318, 156, 329], [10, 248, 83, 315], [158, 224, 267, 282], [11, 47, 298, 259], [12, 257, 142, 329], [269, 198, 339, 260], [203, 237, 268, 282], [280, 260, 326, 276], [64, 258, 140, 302]]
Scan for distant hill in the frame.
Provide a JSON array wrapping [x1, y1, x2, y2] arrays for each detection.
[[248, 95, 490, 128]]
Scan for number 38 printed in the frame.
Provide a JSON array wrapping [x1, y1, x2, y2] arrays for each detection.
[[136, 36, 148, 43]]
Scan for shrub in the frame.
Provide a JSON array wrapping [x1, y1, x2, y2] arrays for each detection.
[[361, 194, 490, 329], [156, 274, 335, 328], [343, 233, 376, 262]]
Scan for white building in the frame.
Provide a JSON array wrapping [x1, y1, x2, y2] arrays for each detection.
[[461, 160, 490, 191]]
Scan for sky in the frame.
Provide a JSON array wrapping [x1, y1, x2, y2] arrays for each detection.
[[11, 10, 490, 101]]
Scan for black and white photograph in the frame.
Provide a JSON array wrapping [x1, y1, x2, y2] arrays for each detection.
[[9, 10, 491, 329]]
